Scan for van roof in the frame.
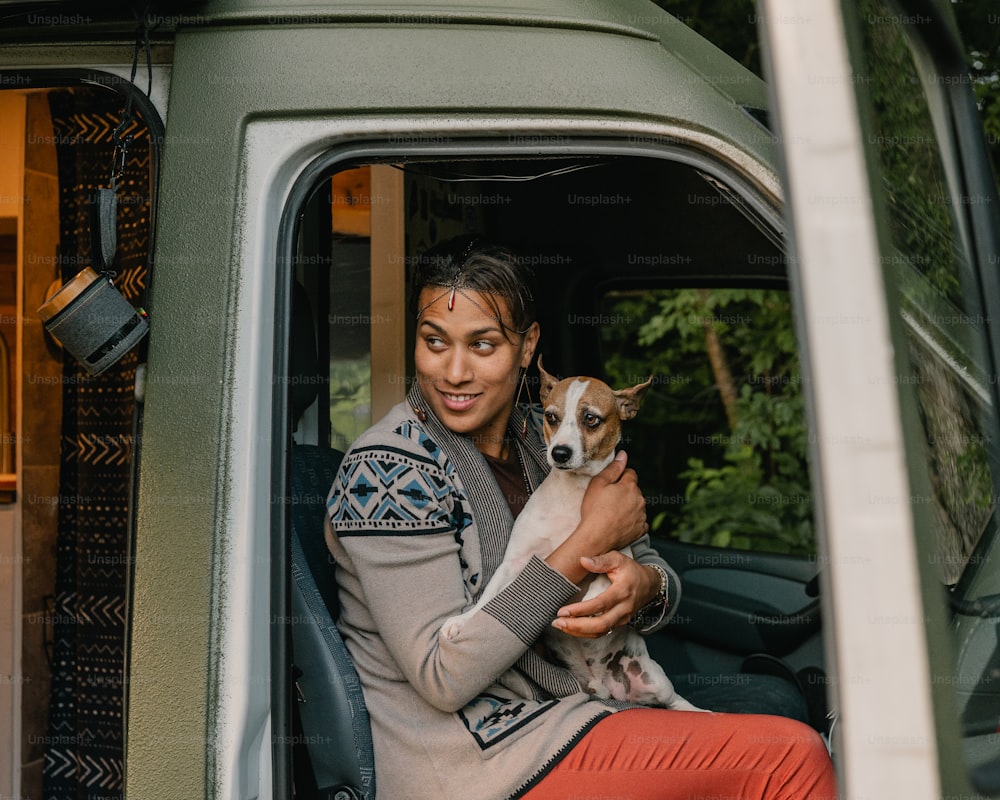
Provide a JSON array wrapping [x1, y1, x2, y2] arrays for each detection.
[[0, 0, 768, 123], [0, 0, 685, 34]]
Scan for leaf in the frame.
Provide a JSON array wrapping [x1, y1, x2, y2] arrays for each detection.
[[710, 529, 732, 548]]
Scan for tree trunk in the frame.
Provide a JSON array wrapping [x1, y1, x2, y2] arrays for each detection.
[[698, 289, 739, 430]]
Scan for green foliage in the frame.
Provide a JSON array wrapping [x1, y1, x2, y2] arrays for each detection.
[[652, 0, 761, 75], [602, 288, 814, 556], [654, 0, 1000, 183], [329, 358, 371, 452], [859, 0, 963, 306], [637, 1, 1000, 569], [953, 0, 1000, 177], [672, 446, 813, 554]]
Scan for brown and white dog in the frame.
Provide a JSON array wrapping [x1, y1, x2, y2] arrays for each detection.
[[441, 358, 701, 710]]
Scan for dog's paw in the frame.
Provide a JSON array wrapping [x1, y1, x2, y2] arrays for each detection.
[[440, 613, 470, 641], [667, 694, 708, 712]]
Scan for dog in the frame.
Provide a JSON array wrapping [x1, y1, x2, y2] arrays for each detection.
[[441, 358, 701, 710]]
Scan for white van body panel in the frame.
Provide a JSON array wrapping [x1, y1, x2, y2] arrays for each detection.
[[761, 0, 941, 795]]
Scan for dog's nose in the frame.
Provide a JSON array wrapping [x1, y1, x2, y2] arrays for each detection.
[[551, 445, 573, 464]]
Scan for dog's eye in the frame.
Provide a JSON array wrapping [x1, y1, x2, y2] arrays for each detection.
[[544, 411, 559, 425], [582, 413, 602, 428]]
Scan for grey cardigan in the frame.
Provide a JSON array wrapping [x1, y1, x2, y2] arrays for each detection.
[[326, 385, 678, 799]]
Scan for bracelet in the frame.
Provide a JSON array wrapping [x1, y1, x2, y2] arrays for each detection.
[[629, 563, 669, 633]]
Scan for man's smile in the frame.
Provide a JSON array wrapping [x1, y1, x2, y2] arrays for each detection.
[[439, 390, 482, 410]]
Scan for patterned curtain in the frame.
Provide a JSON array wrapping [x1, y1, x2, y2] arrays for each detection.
[[42, 86, 151, 800]]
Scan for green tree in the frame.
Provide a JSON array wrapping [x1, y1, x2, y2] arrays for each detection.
[[655, 0, 1000, 182], [952, 0, 1000, 173], [653, 0, 761, 75], [603, 288, 814, 555]]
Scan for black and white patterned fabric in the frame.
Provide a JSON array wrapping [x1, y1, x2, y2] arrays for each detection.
[[42, 85, 151, 800]]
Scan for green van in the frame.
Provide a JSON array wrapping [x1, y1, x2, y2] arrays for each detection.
[[1, 0, 999, 798]]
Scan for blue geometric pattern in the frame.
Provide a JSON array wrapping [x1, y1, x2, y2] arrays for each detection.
[[328, 423, 480, 593], [349, 471, 377, 508], [399, 479, 431, 509], [397, 421, 447, 464], [457, 693, 558, 751], [329, 443, 459, 536]]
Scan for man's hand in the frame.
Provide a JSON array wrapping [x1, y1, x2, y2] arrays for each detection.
[[550, 554, 660, 638], [544, 451, 649, 589], [579, 451, 649, 550]]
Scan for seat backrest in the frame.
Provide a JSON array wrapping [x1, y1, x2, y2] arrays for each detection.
[[290, 443, 375, 800]]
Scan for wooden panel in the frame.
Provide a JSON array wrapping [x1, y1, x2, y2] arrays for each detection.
[[330, 167, 371, 237], [0, 94, 26, 219], [369, 164, 406, 420], [0, 92, 22, 800]]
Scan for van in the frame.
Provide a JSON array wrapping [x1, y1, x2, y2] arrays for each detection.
[[1, 0, 998, 797]]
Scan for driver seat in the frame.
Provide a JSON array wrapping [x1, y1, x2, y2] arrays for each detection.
[[287, 280, 375, 799]]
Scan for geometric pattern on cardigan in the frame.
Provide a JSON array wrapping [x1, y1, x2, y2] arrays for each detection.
[[328, 421, 571, 752], [458, 692, 559, 751], [328, 419, 480, 593], [328, 445, 456, 534]]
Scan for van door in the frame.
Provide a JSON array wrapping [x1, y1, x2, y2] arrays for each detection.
[[760, 0, 1000, 796]]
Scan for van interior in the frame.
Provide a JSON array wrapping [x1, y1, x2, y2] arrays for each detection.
[[279, 152, 828, 796]]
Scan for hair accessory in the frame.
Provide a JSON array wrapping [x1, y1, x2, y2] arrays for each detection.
[[416, 281, 526, 333], [459, 236, 478, 263], [413, 237, 534, 336]]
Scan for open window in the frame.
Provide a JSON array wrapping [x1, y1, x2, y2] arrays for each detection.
[[274, 143, 830, 796]]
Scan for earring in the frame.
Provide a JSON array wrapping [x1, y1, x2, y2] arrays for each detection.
[[514, 369, 531, 437]]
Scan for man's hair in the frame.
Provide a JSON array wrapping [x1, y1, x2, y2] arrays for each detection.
[[412, 236, 537, 340]]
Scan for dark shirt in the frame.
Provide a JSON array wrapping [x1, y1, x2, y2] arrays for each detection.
[[483, 444, 531, 519]]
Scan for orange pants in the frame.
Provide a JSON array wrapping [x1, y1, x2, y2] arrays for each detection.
[[523, 708, 837, 800]]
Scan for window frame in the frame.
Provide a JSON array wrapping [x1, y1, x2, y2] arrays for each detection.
[[270, 137, 788, 795]]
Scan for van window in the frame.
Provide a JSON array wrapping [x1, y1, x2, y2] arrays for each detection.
[[278, 149, 800, 793], [288, 155, 789, 452], [859, 3, 996, 585], [600, 286, 811, 556], [856, 0, 1000, 784], [292, 164, 412, 448]]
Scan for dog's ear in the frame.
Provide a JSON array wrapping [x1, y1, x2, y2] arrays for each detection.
[[536, 355, 560, 405], [613, 375, 653, 420]]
